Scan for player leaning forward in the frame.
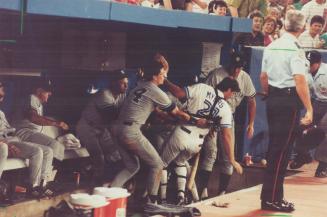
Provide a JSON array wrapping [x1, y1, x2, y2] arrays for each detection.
[[158, 77, 244, 204], [110, 54, 207, 203]]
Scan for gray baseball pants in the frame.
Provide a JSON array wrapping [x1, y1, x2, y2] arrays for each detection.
[[0, 139, 53, 185], [111, 123, 163, 197], [16, 129, 64, 161]]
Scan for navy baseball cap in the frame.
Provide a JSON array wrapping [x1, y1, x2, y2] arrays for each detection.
[[36, 79, 53, 92], [306, 50, 322, 65], [109, 69, 128, 81], [230, 51, 245, 68]]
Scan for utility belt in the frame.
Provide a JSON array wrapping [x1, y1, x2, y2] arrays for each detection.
[[268, 85, 297, 96], [180, 126, 205, 139]]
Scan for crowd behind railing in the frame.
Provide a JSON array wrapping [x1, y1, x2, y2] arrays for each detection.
[[114, 0, 327, 49]]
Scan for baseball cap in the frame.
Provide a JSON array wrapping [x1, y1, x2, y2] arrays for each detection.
[[305, 50, 322, 65], [230, 51, 245, 68], [109, 69, 128, 82], [36, 79, 53, 92]]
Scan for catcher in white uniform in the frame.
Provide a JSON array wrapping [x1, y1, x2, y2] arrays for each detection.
[[158, 77, 244, 204]]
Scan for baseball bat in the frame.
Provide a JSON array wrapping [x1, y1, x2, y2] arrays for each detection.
[[187, 152, 200, 191]]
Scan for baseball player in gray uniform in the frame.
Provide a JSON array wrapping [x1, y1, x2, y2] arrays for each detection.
[[0, 82, 53, 198], [110, 54, 206, 203], [76, 70, 128, 183], [158, 77, 243, 204], [13, 80, 69, 161], [197, 51, 256, 197]]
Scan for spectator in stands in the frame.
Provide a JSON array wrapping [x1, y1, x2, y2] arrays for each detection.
[[263, 16, 278, 46], [13, 79, 69, 162], [192, 0, 210, 13], [158, 0, 207, 11], [226, 0, 267, 18], [273, 19, 284, 39], [267, 6, 282, 20], [301, 0, 326, 27], [268, 0, 285, 12], [299, 15, 325, 48], [208, 0, 228, 15], [293, 0, 310, 10], [234, 11, 265, 49], [0, 81, 54, 199]]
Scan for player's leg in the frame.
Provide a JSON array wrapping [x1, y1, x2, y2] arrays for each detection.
[[197, 132, 217, 199]]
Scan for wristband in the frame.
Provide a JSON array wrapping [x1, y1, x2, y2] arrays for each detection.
[[189, 116, 197, 125]]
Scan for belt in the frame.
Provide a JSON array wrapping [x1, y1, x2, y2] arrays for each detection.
[[180, 126, 205, 139], [269, 85, 297, 96]]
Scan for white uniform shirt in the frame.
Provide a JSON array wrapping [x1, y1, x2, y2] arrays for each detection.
[[298, 30, 321, 48], [0, 110, 11, 132], [301, 1, 327, 26], [205, 67, 256, 113], [261, 32, 307, 88], [117, 81, 175, 125], [80, 88, 126, 127], [185, 83, 233, 132], [14, 94, 43, 132], [312, 62, 327, 101], [0, 110, 19, 142]]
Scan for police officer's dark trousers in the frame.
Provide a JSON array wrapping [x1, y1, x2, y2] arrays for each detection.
[[261, 86, 302, 202]]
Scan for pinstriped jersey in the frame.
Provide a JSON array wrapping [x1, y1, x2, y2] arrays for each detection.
[[185, 83, 233, 129], [206, 67, 256, 113], [13, 94, 43, 132], [118, 81, 175, 125], [80, 88, 126, 126]]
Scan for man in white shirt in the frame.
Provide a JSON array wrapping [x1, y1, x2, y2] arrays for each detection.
[[299, 15, 325, 48], [260, 10, 312, 212], [301, 0, 326, 27]]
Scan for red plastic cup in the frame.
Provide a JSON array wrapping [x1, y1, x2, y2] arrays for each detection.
[[93, 187, 130, 217]]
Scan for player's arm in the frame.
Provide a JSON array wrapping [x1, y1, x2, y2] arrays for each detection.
[[291, 52, 313, 125], [26, 109, 69, 130], [153, 107, 178, 123], [221, 127, 243, 174], [169, 107, 208, 128], [246, 96, 256, 139], [163, 79, 187, 102], [218, 101, 243, 174], [294, 74, 313, 125], [260, 72, 269, 95]]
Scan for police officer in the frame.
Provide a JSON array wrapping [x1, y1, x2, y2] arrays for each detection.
[[260, 10, 313, 212]]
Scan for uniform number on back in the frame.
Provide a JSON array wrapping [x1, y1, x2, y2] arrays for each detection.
[[133, 88, 147, 103], [196, 99, 212, 117]]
